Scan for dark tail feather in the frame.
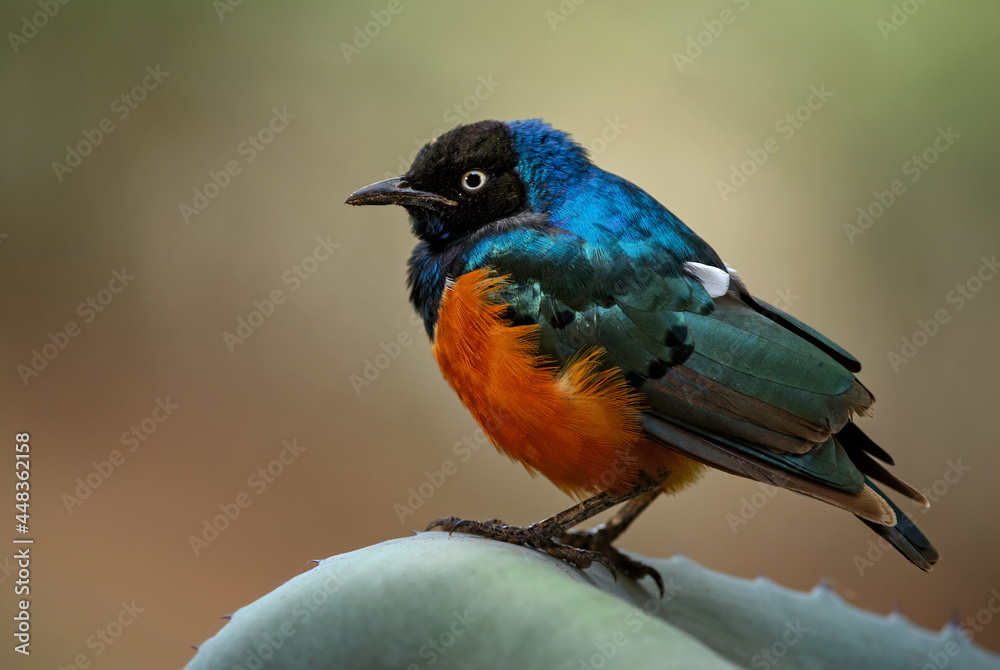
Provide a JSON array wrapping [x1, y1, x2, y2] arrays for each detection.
[[837, 423, 929, 506], [858, 478, 939, 571], [838, 421, 894, 465]]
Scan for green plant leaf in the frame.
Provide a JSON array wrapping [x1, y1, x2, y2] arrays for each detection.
[[186, 533, 998, 669]]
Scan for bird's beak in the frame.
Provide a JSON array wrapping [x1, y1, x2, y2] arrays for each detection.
[[345, 177, 457, 209]]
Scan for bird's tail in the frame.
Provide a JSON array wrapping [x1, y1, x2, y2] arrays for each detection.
[[834, 422, 938, 570], [857, 478, 939, 571]]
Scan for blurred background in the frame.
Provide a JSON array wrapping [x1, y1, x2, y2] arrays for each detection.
[[3, 0, 999, 667]]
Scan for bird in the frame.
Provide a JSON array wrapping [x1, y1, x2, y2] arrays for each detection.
[[346, 119, 938, 590]]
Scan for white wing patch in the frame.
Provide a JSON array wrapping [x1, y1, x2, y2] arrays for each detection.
[[683, 261, 732, 298]]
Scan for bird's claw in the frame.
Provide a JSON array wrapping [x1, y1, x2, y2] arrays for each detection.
[[561, 526, 665, 597], [426, 516, 511, 537], [538, 541, 618, 578]]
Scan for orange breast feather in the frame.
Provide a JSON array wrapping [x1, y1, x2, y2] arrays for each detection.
[[432, 268, 703, 497]]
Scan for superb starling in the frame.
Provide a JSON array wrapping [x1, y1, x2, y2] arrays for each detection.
[[346, 120, 938, 589]]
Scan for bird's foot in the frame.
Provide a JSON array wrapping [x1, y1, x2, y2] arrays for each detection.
[[560, 526, 665, 597], [425, 516, 617, 577]]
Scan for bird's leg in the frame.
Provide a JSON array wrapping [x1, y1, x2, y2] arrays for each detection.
[[563, 490, 660, 545], [426, 480, 663, 588], [559, 490, 664, 594]]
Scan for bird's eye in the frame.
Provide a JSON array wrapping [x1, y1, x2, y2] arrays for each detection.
[[460, 170, 488, 191]]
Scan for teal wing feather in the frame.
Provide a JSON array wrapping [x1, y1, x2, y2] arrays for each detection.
[[454, 226, 920, 524]]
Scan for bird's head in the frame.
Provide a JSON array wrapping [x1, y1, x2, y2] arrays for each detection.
[[346, 120, 592, 247]]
